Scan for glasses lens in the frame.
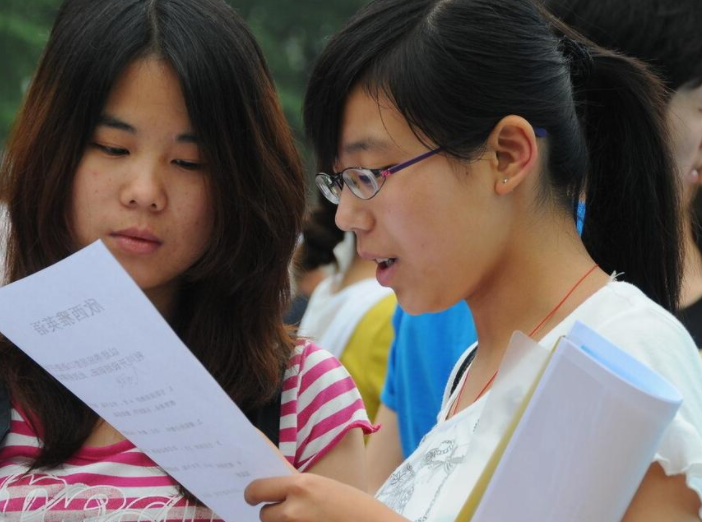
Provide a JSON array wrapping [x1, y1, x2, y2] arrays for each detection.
[[315, 174, 341, 204], [344, 169, 380, 200]]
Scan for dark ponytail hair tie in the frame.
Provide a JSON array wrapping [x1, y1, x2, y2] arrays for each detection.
[[561, 36, 595, 84]]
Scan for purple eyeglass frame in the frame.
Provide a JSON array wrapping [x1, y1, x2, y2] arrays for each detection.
[[325, 126, 547, 199], [337, 127, 547, 180]]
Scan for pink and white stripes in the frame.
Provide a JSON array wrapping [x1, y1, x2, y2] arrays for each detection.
[[0, 342, 375, 521]]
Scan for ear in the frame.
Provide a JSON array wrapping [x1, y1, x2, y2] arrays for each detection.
[[486, 115, 540, 195], [686, 168, 700, 186]]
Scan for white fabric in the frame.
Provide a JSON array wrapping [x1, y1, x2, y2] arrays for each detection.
[[298, 274, 394, 359], [375, 281, 702, 521]]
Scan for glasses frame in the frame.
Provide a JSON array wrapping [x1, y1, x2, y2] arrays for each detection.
[[316, 147, 442, 204], [315, 126, 546, 204]]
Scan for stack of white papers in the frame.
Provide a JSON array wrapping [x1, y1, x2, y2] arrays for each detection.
[[458, 322, 682, 522]]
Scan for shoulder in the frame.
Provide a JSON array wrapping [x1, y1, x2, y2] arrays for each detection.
[[282, 341, 377, 470], [286, 341, 344, 379], [589, 282, 699, 366], [566, 282, 701, 407], [284, 341, 363, 409], [348, 294, 396, 345]]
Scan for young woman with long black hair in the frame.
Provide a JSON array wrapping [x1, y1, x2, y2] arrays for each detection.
[[246, 0, 702, 520]]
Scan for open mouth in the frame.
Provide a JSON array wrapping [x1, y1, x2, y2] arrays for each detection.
[[376, 257, 397, 269]]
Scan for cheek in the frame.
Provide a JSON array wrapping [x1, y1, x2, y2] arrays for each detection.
[[179, 184, 214, 249], [70, 169, 100, 237]]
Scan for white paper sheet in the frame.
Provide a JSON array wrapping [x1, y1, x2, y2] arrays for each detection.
[[471, 321, 682, 522], [433, 331, 552, 521], [0, 240, 291, 522]]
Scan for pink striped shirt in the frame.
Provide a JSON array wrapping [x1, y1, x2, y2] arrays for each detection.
[[0, 342, 375, 521]]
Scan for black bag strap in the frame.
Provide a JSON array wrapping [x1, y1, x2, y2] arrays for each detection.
[[0, 377, 10, 445], [245, 388, 282, 448], [449, 346, 478, 396]]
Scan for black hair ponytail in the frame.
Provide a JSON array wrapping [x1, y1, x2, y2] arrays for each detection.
[[545, 10, 683, 312], [298, 197, 345, 272]]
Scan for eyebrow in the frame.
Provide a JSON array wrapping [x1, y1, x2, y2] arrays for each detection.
[[341, 137, 392, 155], [97, 114, 198, 143]]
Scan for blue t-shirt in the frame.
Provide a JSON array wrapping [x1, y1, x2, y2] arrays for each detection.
[[381, 301, 476, 457]]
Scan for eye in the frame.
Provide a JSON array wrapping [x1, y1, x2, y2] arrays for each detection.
[[356, 170, 376, 188], [173, 159, 205, 171], [91, 143, 129, 156]]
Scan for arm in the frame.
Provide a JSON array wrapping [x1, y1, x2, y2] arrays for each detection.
[[622, 463, 701, 521], [256, 424, 366, 490], [365, 405, 404, 493], [305, 428, 366, 490], [282, 343, 375, 489], [245, 473, 408, 522]]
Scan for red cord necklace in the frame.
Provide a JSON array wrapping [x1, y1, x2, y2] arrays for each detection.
[[448, 263, 599, 418]]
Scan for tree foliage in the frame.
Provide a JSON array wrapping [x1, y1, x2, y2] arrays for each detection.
[[0, 0, 367, 156]]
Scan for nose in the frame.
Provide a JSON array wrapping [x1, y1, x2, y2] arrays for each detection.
[[334, 187, 373, 233], [119, 160, 167, 211]]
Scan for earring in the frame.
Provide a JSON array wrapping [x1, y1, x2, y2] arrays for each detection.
[[502, 178, 509, 184]]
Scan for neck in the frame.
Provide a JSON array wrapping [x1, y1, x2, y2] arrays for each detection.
[[466, 210, 607, 368]]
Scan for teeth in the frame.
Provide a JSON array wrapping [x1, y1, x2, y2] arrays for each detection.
[[376, 258, 396, 267]]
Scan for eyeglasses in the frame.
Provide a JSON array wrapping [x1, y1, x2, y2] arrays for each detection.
[[315, 126, 547, 204], [316, 148, 441, 204]]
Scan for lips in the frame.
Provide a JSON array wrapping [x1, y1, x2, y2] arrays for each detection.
[[375, 257, 398, 287], [110, 227, 162, 255], [359, 251, 399, 286]]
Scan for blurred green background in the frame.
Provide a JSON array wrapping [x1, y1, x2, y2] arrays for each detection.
[[0, 0, 368, 169]]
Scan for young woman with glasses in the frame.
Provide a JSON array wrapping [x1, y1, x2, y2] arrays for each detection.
[[245, 0, 702, 520]]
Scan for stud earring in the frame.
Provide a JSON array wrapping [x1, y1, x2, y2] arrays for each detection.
[[502, 178, 509, 184]]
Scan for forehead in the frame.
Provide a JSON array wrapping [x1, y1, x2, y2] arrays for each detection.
[[102, 57, 191, 130], [338, 86, 421, 159]]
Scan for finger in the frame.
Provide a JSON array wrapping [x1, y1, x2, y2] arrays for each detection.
[[245, 476, 295, 505], [258, 501, 288, 522]]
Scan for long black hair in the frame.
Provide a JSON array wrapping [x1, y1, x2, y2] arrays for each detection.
[[298, 197, 345, 274], [1, 0, 305, 471], [543, 0, 702, 266], [304, 0, 682, 312], [543, 0, 702, 92]]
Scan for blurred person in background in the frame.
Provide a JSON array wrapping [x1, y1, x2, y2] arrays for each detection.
[[298, 197, 396, 422]]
